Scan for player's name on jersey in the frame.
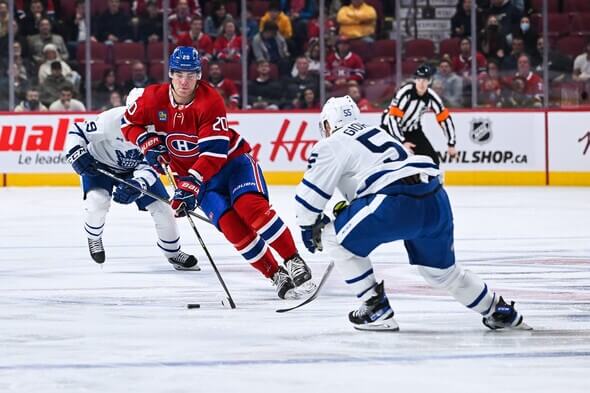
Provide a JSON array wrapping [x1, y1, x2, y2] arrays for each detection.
[[17, 152, 68, 166]]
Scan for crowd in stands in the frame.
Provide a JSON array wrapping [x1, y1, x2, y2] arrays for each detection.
[[0, 0, 589, 112]]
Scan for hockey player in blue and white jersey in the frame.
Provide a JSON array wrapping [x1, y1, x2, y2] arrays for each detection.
[[295, 95, 530, 332], [65, 89, 199, 271]]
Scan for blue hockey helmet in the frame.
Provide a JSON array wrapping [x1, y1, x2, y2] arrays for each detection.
[[169, 46, 202, 74]]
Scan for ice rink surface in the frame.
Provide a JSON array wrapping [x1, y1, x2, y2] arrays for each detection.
[[1, 185, 589, 393]]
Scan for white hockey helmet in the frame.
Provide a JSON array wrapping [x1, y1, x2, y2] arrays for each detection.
[[126, 87, 144, 108], [319, 95, 360, 137]]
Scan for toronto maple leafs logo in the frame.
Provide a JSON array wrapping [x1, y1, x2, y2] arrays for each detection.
[[116, 149, 143, 168]]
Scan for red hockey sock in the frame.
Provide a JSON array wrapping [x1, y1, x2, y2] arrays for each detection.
[[218, 209, 279, 278], [234, 194, 298, 261]]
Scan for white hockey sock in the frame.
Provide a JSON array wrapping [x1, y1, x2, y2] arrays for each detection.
[[84, 189, 111, 240], [323, 222, 378, 301], [147, 200, 181, 259], [418, 264, 496, 316]]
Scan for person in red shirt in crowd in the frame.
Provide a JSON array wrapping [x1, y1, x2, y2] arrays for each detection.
[[207, 61, 239, 109], [452, 37, 487, 77], [477, 60, 503, 107], [325, 36, 365, 89], [347, 82, 375, 111], [513, 53, 543, 103], [168, 0, 192, 43], [121, 47, 314, 299], [177, 16, 213, 60], [213, 20, 241, 62]]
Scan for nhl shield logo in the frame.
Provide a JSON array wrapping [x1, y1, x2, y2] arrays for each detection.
[[158, 110, 168, 122], [470, 118, 492, 145]]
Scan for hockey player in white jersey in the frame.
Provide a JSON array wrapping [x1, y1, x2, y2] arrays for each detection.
[[65, 89, 199, 271], [295, 96, 530, 331]]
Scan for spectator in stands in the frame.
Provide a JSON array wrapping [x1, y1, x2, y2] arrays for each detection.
[[123, 61, 154, 91], [252, 20, 291, 76], [479, 14, 508, 64], [500, 35, 524, 71], [452, 37, 487, 77], [38, 43, 78, 86], [283, 0, 318, 56], [294, 87, 319, 109], [336, 0, 377, 42], [325, 36, 365, 89], [39, 61, 75, 106], [260, 1, 293, 40], [573, 41, 590, 82], [486, 0, 522, 37], [133, 0, 201, 16], [478, 60, 502, 107], [433, 59, 463, 107], [15, 87, 48, 112], [514, 53, 543, 104], [498, 75, 537, 108], [136, 0, 163, 43], [512, 15, 537, 56], [28, 17, 68, 64], [347, 82, 375, 111], [94, 68, 121, 110], [101, 90, 123, 111], [13, 41, 33, 80], [284, 56, 319, 107], [451, 0, 473, 38], [95, 0, 131, 43], [0, 1, 8, 39], [244, 6, 259, 40], [247, 60, 283, 110], [49, 85, 85, 111], [213, 19, 241, 63], [177, 17, 213, 60], [169, 0, 192, 43], [6, 62, 29, 100], [205, 1, 233, 39], [207, 61, 239, 109], [64, 0, 91, 50], [19, 0, 48, 36], [531, 37, 571, 82]]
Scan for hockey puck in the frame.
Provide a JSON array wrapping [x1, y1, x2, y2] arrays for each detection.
[[187, 303, 201, 309]]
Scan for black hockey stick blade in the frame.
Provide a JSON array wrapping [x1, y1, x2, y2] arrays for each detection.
[[276, 261, 334, 313]]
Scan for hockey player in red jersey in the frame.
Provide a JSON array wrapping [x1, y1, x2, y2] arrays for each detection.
[[121, 46, 314, 299]]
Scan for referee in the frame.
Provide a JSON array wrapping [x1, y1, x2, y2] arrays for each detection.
[[381, 65, 457, 165]]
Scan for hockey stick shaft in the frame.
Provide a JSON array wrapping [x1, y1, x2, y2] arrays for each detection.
[[95, 167, 211, 224], [162, 162, 237, 309]]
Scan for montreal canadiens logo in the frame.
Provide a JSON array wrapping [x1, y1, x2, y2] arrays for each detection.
[[166, 133, 200, 158]]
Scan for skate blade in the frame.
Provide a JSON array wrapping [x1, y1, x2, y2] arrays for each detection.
[[353, 319, 400, 332], [513, 321, 533, 331], [282, 288, 302, 300], [173, 264, 201, 271], [294, 280, 317, 295]]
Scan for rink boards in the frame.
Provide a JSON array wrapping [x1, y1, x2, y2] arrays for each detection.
[[0, 109, 588, 186]]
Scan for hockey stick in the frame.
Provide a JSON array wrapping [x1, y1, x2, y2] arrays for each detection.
[[161, 162, 237, 309], [276, 261, 334, 313], [95, 167, 211, 224]]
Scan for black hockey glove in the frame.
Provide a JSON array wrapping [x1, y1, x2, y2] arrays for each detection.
[[300, 214, 330, 253], [66, 145, 98, 176]]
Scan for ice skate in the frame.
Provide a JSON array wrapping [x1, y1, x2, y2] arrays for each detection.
[[168, 251, 200, 271], [285, 254, 316, 294], [272, 266, 297, 300], [482, 296, 532, 330], [88, 238, 105, 264], [349, 281, 399, 332]]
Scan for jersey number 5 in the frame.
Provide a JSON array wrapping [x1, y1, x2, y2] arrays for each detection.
[[213, 116, 229, 131], [356, 128, 407, 162]]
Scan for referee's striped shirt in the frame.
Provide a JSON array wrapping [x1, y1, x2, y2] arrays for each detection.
[[383, 82, 456, 147]]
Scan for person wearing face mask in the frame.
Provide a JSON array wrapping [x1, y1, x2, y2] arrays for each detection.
[[512, 16, 537, 56], [15, 87, 48, 112]]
